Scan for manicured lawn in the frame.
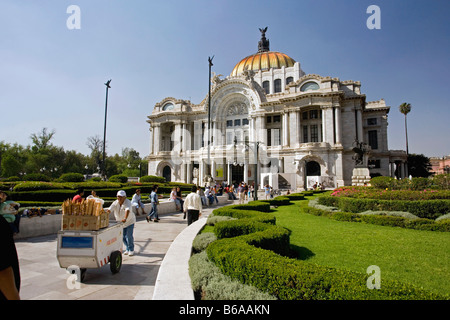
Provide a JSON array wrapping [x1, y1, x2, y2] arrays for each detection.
[[273, 196, 450, 296]]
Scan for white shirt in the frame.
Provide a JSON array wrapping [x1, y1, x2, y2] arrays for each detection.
[[108, 198, 135, 227], [183, 192, 202, 213], [131, 193, 143, 206]]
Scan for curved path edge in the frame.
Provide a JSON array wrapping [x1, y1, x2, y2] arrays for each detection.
[[151, 217, 207, 300]]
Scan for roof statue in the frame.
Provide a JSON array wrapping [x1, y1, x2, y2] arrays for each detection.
[[258, 27, 270, 52]]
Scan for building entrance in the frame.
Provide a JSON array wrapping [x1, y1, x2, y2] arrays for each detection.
[[231, 165, 244, 185], [162, 165, 171, 182]]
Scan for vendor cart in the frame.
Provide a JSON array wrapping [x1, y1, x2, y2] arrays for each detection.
[[56, 222, 123, 282]]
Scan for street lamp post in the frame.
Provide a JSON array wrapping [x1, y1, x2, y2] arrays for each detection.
[[206, 56, 214, 185], [102, 79, 111, 180]]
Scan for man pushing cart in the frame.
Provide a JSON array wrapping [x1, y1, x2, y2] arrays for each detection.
[[56, 190, 136, 282]]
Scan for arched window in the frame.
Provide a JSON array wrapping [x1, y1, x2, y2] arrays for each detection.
[[162, 166, 171, 182], [300, 81, 319, 92], [274, 79, 282, 93], [162, 103, 174, 111], [225, 103, 249, 145], [286, 77, 294, 85]]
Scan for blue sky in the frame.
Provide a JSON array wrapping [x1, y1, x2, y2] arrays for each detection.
[[1, 0, 449, 158]]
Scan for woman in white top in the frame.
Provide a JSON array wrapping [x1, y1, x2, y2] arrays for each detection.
[[169, 187, 181, 210], [131, 189, 145, 215], [107, 190, 136, 256]]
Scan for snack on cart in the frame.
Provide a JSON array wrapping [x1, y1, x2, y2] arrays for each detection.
[[61, 198, 109, 231]]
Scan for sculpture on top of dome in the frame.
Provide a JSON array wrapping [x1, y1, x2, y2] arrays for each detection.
[[258, 27, 270, 53]]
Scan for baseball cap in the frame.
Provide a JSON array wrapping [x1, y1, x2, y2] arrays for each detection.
[[117, 190, 127, 197]]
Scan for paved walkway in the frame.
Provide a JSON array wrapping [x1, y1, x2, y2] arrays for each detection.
[[14, 203, 228, 300]]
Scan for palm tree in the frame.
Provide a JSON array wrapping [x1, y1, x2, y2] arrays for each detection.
[[399, 102, 411, 156], [399, 102, 412, 177]]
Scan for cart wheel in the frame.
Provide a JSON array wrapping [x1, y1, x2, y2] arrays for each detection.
[[80, 268, 87, 282], [110, 250, 122, 274]]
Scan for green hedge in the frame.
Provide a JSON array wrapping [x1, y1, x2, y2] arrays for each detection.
[[58, 172, 84, 182], [303, 206, 450, 232], [13, 181, 66, 191], [206, 230, 443, 300], [259, 196, 291, 206], [370, 175, 450, 190], [205, 196, 447, 299], [108, 174, 128, 183], [7, 181, 195, 205], [139, 175, 166, 183], [319, 196, 450, 220], [9, 190, 76, 202], [285, 193, 305, 201]]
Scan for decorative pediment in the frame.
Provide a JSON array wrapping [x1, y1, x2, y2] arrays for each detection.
[[226, 102, 248, 116]]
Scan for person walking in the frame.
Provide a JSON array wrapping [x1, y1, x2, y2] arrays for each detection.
[[238, 182, 245, 204], [183, 185, 202, 225], [146, 185, 160, 222], [107, 190, 136, 256]]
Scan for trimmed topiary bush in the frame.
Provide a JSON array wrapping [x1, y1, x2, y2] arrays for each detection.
[[192, 232, 217, 253], [189, 251, 276, 300], [23, 173, 51, 182], [304, 202, 450, 232], [108, 174, 128, 183], [318, 196, 450, 220], [139, 175, 165, 183], [59, 172, 85, 182], [13, 181, 65, 191]]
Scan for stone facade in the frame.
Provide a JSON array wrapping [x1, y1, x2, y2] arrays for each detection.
[[146, 30, 407, 190]]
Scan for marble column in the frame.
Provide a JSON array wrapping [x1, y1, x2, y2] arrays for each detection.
[[335, 107, 342, 145], [186, 161, 192, 184], [282, 112, 289, 146], [153, 124, 160, 154]]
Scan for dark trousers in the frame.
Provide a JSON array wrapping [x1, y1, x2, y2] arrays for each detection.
[[187, 209, 200, 226]]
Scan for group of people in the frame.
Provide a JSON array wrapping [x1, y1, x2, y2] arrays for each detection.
[[1, 181, 224, 299], [223, 182, 256, 203], [312, 182, 326, 191], [76, 185, 205, 258]]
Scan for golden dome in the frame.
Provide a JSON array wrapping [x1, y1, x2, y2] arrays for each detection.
[[231, 51, 296, 77]]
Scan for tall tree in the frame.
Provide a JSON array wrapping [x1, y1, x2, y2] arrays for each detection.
[[30, 127, 55, 152], [86, 135, 104, 174], [408, 153, 432, 177], [399, 103, 411, 156]]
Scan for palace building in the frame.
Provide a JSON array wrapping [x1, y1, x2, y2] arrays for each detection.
[[146, 28, 407, 190]]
